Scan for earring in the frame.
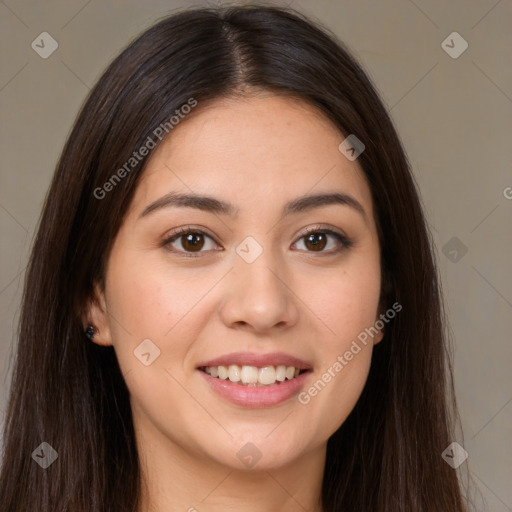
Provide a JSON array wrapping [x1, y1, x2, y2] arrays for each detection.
[[85, 324, 96, 340]]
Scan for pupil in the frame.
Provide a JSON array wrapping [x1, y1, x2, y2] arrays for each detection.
[[306, 233, 326, 251], [183, 233, 204, 251]]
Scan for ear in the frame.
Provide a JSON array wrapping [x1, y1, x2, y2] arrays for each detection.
[[374, 322, 385, 345], [373, 307, 386, 345], [82, 281, 113, 347]]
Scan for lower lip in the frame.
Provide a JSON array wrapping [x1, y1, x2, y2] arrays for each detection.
[[198, 369, 311, 408]]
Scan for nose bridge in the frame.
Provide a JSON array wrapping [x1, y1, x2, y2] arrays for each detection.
[[219, 235, 299, 332], [238, 245, 285, 298], [236, 236, 289, 306]]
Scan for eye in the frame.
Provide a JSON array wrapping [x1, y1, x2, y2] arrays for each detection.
[[162, 225, 353, 258], [292, 227, 352, 254], [162, 227, 220, 257]]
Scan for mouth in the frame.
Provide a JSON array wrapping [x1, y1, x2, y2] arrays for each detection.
[[198, 364, 310, 387], [196, 352, 313, 408]]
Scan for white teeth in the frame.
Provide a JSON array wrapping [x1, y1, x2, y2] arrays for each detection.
[[258, 366, 277, 385], [240, 365, 258, 385], [218, 365, 228, 379], [228, 364, 241, 382], [276, 365, 286, 382], [202, 364, 305, 386]]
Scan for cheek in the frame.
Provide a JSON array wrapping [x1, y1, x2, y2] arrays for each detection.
[[105, 249, 225, 372], [297, 297, 377, 442], [305, 261, 382, 345], [103, 254, 216, 429], [106, 249, 202, 336], [293, 255, 380, 434]]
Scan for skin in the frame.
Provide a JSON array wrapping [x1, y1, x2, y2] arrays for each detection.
[[86, 92, 384, 512]]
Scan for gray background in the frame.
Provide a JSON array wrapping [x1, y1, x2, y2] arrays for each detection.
[[1, 0, 511, 510]]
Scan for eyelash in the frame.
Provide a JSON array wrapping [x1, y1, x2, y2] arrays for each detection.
[[161, 225, 354, 259]]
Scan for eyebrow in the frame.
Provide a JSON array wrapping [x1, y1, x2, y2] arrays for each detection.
[[138, 191, 366, 222]]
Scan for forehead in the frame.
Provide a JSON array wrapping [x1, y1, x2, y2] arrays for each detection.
[[129, 94, 374, 220]]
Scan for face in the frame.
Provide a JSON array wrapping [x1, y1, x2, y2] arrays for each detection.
[[87, 93, 383, 472]]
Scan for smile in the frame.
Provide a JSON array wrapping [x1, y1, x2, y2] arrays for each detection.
[[200, 364, 307, 386]]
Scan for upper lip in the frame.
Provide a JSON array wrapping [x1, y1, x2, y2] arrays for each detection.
[[197, 351, 313, 370]]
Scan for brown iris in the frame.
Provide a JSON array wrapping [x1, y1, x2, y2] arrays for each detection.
[[181, 233, 205, 252], [304, 232, 327, 251]]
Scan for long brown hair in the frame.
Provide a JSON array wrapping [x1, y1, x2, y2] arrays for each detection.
[[0, 5, 469, 511]]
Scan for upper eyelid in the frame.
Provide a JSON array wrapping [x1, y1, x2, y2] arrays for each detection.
[[164, 225, 216, 239], [164, 224, 344, 240]]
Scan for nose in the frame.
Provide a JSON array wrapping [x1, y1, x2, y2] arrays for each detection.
[[218, 250, 300, 334]]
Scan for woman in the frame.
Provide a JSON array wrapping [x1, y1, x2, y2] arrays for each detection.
[[0, 4, 470, 511]]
